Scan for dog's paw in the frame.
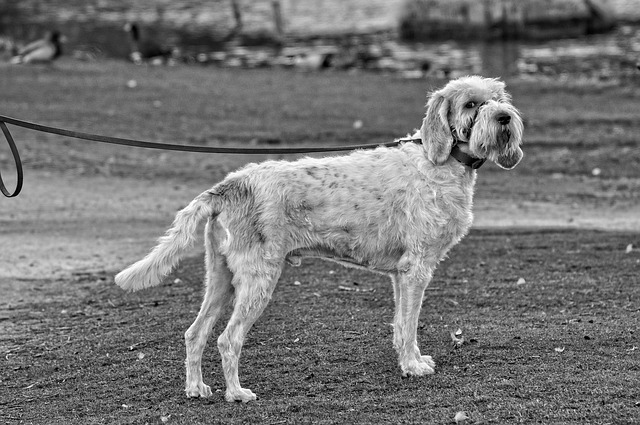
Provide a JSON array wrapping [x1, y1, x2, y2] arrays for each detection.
[[185, 382, 213, 398], [419, 355, 436, 369], [400, 358, 435, 377], [225, 387, 257, 403]]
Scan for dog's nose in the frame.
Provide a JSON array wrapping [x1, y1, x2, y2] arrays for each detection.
[[496, 113, 511, 125]]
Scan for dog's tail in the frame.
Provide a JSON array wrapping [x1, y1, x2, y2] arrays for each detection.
[[115, 190, 221, 292]]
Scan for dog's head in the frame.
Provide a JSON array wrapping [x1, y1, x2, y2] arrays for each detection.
[[420, 76, 523, 170]]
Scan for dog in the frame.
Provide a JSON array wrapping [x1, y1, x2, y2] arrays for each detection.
[[115, 75, 524, 402]]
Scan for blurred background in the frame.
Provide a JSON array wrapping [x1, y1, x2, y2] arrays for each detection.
[[0, 0, 639, 80]]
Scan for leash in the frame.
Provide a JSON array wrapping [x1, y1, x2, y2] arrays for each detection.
[[0, 113, 422, 198]]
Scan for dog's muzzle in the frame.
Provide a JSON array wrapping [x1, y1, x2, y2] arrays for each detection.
[[495, 112, 513, 148]]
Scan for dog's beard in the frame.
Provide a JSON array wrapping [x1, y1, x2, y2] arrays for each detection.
[[494, 145, 522, 169], [488, 123, 523, 169], [496, 126, 511, 148]]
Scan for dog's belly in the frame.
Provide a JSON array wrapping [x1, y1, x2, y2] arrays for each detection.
[[284, 196, 408, 273], [287, 243, 404, 274]]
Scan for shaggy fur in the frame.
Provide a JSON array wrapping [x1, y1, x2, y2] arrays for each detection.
[[115, 76, 524, 402]]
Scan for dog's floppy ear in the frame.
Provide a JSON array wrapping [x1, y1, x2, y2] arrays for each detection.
[[420, 91, 452, 165]]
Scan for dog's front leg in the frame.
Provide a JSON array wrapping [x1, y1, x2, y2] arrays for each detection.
[[392, 262, 436, 376]]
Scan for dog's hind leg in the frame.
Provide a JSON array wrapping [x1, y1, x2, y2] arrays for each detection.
[[217, 263, 281, 402], [184, 219, 234, 398], [392, 261, 437, 377]]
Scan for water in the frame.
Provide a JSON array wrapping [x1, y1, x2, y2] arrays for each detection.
[[2, 21, 639, 80], [421, 24, 640, 80]]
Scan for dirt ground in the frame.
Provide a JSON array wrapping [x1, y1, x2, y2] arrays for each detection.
[[1, 61, 639, 423], [2, 226, 638, 424]]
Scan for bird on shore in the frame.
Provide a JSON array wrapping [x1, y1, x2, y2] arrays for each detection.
[[124, 22, 174, 64], [0, 36, 18, 61], [10, 30, 63, 64]]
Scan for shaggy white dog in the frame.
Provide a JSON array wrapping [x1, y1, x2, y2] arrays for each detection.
[[115, 75, 524, 402]]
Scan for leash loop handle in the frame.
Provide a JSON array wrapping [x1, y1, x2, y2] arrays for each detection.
[[0, 121, 23, 198]]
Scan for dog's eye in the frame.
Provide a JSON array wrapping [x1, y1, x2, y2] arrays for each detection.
[[465, 101, 477, 109]]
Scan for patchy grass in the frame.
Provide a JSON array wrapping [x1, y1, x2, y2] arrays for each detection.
[[1, 59, 639, 182], [3, 229, 639, 424], [0, 59, 430, 182]]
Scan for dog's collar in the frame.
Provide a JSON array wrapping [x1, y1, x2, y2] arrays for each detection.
[[401, 137, 485, 170], [450, 141, 486, 170], [449, 127, 486, 170]]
